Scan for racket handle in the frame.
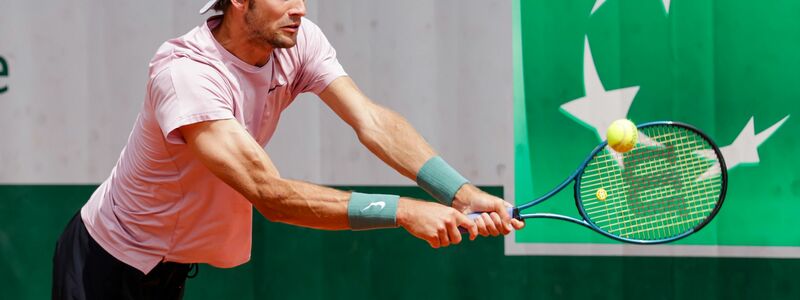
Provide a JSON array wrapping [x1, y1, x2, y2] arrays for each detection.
[[459, 207, 518, 234]]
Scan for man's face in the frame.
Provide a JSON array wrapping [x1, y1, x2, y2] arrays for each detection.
[[244, 0, 306, 48]]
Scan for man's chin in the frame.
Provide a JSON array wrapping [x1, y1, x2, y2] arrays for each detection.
[[271, 39, 297, 49], [262, 32, 295, 48]]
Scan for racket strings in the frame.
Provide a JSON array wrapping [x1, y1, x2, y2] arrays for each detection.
[[579, 133, 705, 178], [582, 159, 720, 213], [597, 198, 718, 233], [578, 125, 723, 241], [620, 127, 719, 239], [585, 188, 718, 220], [631, 129, 718, 238]]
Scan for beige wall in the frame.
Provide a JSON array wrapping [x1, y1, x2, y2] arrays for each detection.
[[0, 0, 512, 185]]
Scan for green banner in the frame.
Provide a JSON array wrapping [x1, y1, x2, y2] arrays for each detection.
[[513, 0, 798, 255]]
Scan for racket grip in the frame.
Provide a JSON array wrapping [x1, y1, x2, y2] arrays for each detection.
[[458, 207, 518, 234]]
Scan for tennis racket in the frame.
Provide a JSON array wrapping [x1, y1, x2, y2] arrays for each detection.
[[468, 121, 727, 244]]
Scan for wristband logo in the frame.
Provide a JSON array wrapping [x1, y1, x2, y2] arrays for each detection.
[[0, 55, 8, 94], [361, 201, 386, 212]]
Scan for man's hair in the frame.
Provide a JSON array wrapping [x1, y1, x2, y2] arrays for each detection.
[[212, 0, 232, 13]]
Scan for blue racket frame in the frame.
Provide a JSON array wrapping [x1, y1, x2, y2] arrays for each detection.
[[512, 121, 728, 244]]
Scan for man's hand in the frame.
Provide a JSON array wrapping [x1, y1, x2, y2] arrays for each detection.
[[451, 184, 525, 237], [397, 198, 478, 248]]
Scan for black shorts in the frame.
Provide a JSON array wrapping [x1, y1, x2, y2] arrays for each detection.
[[52, 213, 194, 300]]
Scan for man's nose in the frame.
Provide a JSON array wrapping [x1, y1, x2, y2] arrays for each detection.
[[288, 0, 306, 17]]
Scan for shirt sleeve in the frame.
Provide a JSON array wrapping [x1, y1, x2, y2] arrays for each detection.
[[295, 18, 348, 95], [149, 58, 235, 144]]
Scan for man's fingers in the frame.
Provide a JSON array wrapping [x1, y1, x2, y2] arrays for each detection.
[[482, 213, 500, 236], [494, 199, 516, 232], [511, 219, 525, 230], [438, 227, 450, 248], [455, 211, 478, 241], [489, 212, 510, 235], [448, 222, 462, 245], [475, 216, 489, 237], [428, 238, 440, 249], [494, 199, 512, 222]]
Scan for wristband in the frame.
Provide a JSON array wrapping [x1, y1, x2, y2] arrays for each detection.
[[415, 156, 469, 206], [347, 192, 399, 230]]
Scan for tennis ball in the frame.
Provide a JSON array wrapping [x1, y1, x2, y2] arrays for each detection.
[[596, 188, 608, 201], [606, 119, 638, 153]]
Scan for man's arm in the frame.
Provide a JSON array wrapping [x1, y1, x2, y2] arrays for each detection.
[[178, 118, 477, 247], [318, 77, 524, 236]]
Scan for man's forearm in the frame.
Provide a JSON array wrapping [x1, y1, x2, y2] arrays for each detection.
[[318, 77, 438, 181], [254, 178, 433, 232], [251, 178, 352, 230], [354, 104, 437, 180]]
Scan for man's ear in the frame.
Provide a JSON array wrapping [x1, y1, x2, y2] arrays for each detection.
[[231, 0, 247, 10]]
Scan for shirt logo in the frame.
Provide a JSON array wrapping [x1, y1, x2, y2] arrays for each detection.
[[268, 84, 283, 93]]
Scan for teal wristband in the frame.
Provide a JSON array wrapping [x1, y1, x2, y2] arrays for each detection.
[[416, 156, 469, 206], [347, 192, 399, 230]]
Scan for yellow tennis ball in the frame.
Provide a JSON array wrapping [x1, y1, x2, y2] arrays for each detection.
[[606, 119, 638, 153], [596, 188, 608, 201]]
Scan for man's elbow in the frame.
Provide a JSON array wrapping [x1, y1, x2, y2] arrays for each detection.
[[252, 177, 294, 223], [256, 206, 288, 223], [253, 198, 290, 223]]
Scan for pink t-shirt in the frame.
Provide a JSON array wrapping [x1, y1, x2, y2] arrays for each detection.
[[81, 16, 347, 274]]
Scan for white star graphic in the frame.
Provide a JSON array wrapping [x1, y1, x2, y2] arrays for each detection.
[[590, 0, 607, 15], [560, 36, 661, 167], [560, 36, 639, 140], [696, 115, 791, 180], [591, 0, 671, 15]]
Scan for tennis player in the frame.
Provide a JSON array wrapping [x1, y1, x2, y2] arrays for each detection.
[[52, 0, 524, 299]]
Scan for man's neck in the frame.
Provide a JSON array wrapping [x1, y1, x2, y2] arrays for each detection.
[[212, 16, 273, 67]]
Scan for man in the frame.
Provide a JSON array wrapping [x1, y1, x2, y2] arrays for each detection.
[[52, 0, 524, 299]]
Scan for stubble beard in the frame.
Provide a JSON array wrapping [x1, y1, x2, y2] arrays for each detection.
[[244, 9, 296, 49]]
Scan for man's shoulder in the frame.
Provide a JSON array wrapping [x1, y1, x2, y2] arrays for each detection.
[[149, 21, 223, 78], [147, 57, 231, 103], [150, 57, 224, 84]]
